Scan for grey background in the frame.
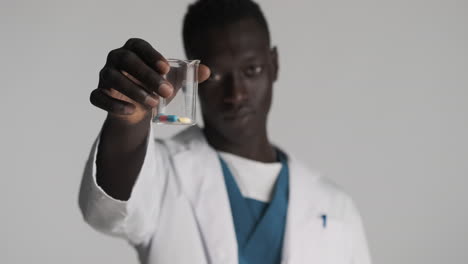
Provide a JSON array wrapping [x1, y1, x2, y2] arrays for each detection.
[[1, 0, 467, 263]]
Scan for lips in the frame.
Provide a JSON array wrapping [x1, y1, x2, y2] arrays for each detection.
[[222, 107, 253, 120]]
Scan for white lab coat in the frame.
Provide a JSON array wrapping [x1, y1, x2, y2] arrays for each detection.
[[79, 124, 372, 264]]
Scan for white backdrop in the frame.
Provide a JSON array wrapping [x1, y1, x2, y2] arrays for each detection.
[[1, 0, 467, 263]]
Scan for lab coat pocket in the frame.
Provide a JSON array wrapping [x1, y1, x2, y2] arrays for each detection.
[[320, 216, 347, 264], [293, 214, 347, 264]]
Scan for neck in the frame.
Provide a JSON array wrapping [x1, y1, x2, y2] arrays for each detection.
[[203, 125, 277, 163]]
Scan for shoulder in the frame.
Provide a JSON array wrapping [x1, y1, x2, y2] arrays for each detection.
[[286, 151, 346, 196], [287, 153, 357, 220]]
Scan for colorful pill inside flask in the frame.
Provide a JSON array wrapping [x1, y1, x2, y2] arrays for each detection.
[[167, 115, 178, 122], [178, 117, 192, 124], [158, 115, 168, 122]]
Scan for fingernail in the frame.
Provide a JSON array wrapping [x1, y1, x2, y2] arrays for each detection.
[[156, 60, 170, 74], [145, 95, 159, 108], [158, 83, 173, 97], [123, 106, 135, 115]]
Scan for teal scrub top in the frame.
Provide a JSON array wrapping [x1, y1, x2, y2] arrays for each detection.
[[219, 150, 289, 264]]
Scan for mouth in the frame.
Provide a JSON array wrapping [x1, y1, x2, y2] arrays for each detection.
[[222, 107, 253, 120]]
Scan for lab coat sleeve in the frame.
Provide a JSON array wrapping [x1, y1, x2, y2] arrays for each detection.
[[345, 197, 372, 264], [78, 122, 167, 246]]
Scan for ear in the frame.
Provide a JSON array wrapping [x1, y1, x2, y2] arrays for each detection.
[[270, 46, 279, 81]]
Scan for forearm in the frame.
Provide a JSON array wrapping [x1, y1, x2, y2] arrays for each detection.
[[96, 112, 152, 201]]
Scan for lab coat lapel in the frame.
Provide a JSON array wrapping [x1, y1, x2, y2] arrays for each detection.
[[172, 127, 238, 264], [281, 154, 326, 264]]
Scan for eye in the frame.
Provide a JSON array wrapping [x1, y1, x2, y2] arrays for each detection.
[[208, 72, 223, 82], [244, 65, 264, 77]]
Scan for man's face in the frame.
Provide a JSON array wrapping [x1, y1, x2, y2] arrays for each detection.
[[190, 18, 278, 141]]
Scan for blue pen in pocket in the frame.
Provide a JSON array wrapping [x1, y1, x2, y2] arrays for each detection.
[[321, 214, 327, 228]]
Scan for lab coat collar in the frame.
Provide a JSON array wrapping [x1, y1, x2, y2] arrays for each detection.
[[169, 126, 325, 264]]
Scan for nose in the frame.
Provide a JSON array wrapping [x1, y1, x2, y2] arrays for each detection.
[[223, 72, 247, 105]]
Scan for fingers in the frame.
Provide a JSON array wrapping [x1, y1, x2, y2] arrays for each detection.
[[123, 38, 170, 74], [198, 64, 211, 83], [99, 66, 160, 108], [106, 49, 174, 98], [120, 70, 144, 86], [90, 88, 136, 115]]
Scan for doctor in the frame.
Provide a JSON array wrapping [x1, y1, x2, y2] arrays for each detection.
[[79, 0, 372, 263]]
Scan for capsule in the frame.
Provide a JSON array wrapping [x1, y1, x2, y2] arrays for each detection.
[[178, 117, 192, 124], [158, 115, 168, 122], [167, 115, 178, 122]]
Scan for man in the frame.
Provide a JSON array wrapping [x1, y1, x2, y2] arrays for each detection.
[[79, 0, 372, 263]]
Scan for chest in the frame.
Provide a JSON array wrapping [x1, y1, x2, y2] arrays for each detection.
[[140, 170, 349, 264]]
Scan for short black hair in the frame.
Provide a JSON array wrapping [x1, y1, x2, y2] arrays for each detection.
[[182, 0, 270, 57]]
